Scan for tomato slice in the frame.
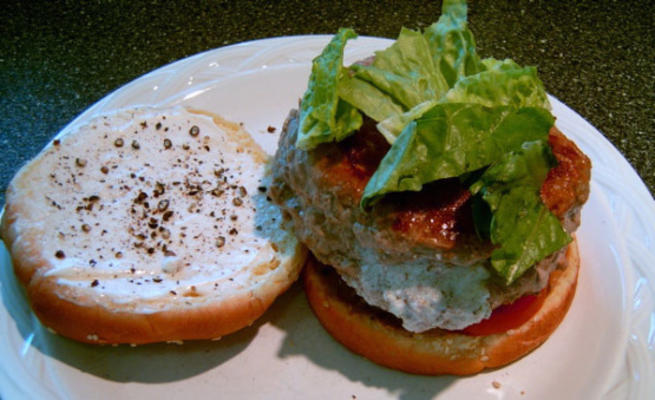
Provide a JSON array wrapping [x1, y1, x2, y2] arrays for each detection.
[[460, 286, 548, 336]]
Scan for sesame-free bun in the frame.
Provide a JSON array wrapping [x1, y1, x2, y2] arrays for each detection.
[[303, 240, 580, 375], [1, 107, 306, 344]]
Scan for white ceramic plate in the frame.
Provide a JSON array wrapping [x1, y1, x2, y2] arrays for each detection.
[[1, 36, 653, 400]]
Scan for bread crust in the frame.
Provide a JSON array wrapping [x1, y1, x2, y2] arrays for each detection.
[[1, 107, 306, 345], [303, 240, 580, 375], [18, 253, 305, 344]]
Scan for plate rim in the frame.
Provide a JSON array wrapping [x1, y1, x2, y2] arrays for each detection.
[[0, 35, 649, 400]]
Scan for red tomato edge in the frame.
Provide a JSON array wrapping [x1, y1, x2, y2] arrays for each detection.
[[459, 285, 549, 336]]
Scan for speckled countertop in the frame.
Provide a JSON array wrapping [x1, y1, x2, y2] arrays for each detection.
[[1, 0, 653, 207]]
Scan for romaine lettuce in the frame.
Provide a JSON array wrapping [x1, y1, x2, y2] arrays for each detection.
[[469, 140, 571, 284], [361, 105, 555, 209], [296, 28, 362, 150]]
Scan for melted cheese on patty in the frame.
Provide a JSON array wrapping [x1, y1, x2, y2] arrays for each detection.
[[340, 247, 493, 332]]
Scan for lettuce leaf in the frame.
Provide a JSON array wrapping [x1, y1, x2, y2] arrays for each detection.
[[361, 105, 555, 208], [423, 0, 485, 88], [351, 28, 444, 109], [469, 140, 571, 285], [445, 59, 550, 109], [337, 69, 405, 123], [338, 0, 481, 127], [376, 99, 438, 144], [296, 28, 362, 150], [373, 59, 550, 142], [338, 27, 442, 124]]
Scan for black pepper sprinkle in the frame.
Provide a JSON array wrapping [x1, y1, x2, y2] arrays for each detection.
[[136, 192, 148, 203], [257, 186, 267, 192], [161, 228, 171, 239], [100, 165, 109, 174], [114, 138, 124, 147], [216, 236, 226, 247], [131, 140, 140, 150], [55, 250, 65, 259], [91, 279, 99, 287], [157, 199, 169, 212], [53, 139, 61, 146], [163, 138, 172, 149], [155, 122, 162, 130], [154, 182, 165, 196], [153, 277, 162, 283], [229, 228, 238, 235], [267, 126, 276, 133], [189, 125, 200, 137]]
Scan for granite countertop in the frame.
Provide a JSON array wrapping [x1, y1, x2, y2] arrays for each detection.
[[2, 0, 653, 208]]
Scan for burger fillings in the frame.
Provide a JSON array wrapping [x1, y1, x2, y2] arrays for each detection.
[[270, 0, 590, 333]]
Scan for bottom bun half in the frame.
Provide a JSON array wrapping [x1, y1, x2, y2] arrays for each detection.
[[303, 240, 580, 375]]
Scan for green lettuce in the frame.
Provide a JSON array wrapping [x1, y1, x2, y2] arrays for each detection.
[[469, 140, 571, 285], [361, 105, 555, 208], [337, 71, 405, 123], [296, 28, 362, 150], [348, 27, 445, 110], [423, 0, 485, 88], [445, 59, 551, 109], [376, 99, 438, 144], [338, 0, 482, 127]]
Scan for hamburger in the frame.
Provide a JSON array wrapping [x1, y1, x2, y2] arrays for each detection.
[[268, 0, 591, 375]]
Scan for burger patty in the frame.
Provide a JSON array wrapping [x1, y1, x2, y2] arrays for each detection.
[[269, 109, 590, 331]]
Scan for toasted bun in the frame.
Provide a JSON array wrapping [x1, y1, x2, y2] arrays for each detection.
[[1, 107, 306, 344], [303, 240, 579, 375]]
